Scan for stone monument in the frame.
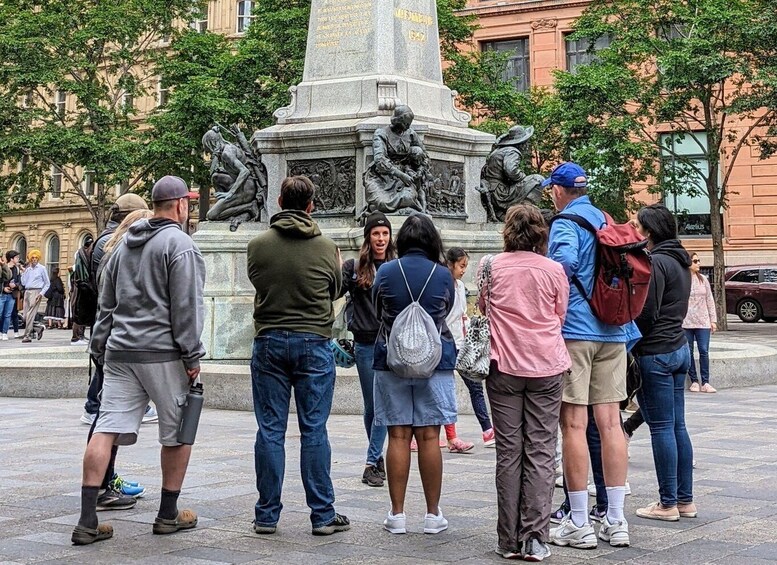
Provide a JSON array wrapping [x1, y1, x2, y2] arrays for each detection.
[[195, 0, 496, 361]]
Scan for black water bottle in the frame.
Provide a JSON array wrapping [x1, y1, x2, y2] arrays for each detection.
[[177, 381, 204, 445]]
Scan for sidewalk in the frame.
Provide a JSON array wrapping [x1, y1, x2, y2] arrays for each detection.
[[1, 387, 777, 564]]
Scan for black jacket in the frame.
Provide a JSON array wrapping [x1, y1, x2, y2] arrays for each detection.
[[634, 239, 692, 356], [341, 258, 384, 344]]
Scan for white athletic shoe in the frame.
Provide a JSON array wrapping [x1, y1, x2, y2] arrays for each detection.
[[598, 515, 630, 547], [549, 516, 597, 549], [383, 511, 406, 534], [423, 508, 448, 534]]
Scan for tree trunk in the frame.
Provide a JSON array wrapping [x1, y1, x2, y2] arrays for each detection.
[[708, 181, 727, 331]]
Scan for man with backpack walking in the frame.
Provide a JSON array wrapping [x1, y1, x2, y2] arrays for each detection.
[[246, 175, 350, 537], [544, 162, 643, 550]]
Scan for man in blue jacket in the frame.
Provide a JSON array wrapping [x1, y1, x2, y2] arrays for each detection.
[[545, 163, 640, 550]]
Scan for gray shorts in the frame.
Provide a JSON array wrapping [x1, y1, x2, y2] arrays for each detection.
[[94, 360, 191, 446]]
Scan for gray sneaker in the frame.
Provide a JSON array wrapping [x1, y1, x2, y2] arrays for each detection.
[[362, 465, 384, 487], [549, 516, 597, 549], [96, 488, 136, 512], [598, 515, 630, 547]]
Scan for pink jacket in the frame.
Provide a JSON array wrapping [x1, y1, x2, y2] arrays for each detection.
[[478, 251, 571, 378], [683, 273, 717, 329]]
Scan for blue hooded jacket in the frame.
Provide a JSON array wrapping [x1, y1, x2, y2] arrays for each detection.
[[548, 196, 641, 345]]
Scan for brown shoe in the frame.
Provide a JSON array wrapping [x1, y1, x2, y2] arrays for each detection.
[[152, 509, 198, 535], [678, 502, 698, 518], [71, 523, 114, 545], [689, 382, 700, 392], [636, 502, 680, 522]]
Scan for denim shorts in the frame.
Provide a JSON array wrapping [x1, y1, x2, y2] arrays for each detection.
[[373, 370, 457, 427]]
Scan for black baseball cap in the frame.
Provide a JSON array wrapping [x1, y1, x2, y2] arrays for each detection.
[[151, 176, 200, 202]]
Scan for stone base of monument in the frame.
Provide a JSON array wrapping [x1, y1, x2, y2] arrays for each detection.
[[194, 219, 503, 361]]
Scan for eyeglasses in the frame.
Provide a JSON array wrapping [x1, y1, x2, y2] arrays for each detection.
[[692, 259, 701, 264]]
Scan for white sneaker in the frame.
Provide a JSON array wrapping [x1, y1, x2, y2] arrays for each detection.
[[70, 339, 88, 346], [142, 405, 158, 424], [1, 333, 7, 341], [588, 482, 630, 496], [383, 511, 406, 534], [423, 508, 448, 534], [598, 515, 630, 547], [549, 516, 597, 549]]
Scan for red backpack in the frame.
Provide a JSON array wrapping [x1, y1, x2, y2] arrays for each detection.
[[551, 212, 651, 326]]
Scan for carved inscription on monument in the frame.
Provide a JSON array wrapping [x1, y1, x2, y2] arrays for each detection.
[[426, 160, 466, 217], [392, 1, 443, 82], [287, 158, 356, 216], [313, 0, 374, 49]]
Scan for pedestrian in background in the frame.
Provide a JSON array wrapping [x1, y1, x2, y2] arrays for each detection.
[[684, 253, 717, 393], [44, 267, 66, 328], [0, 251, 21, 340], [20, 249, 49, 343]]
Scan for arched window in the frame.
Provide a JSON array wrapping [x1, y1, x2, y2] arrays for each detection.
[[46, 234, 60, 276], [77, 231, 95, 250], [11, 234, 27, 262]]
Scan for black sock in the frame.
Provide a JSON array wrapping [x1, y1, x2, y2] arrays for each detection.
[[158, 489, 180, 520], [79, 486, 100, 529]]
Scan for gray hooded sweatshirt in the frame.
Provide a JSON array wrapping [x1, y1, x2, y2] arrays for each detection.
[[89, 218, 206, 369]]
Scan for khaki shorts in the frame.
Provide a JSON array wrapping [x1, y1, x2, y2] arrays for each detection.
[[563, 340, 627, 405], [94, 360, 191, 446]]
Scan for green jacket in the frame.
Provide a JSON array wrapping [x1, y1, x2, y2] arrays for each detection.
[[247, 210, 342, 338]]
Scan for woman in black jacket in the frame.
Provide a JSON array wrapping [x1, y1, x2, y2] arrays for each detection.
[[44, 267, 66, 329], [341, 212, 396, 488], [633, 204, 694, 522]]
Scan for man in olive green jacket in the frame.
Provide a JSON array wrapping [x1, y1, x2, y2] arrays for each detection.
[[247, 175, 349, 537]]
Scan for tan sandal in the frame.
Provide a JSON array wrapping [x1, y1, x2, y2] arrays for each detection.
[[153, 509, 198, 535]]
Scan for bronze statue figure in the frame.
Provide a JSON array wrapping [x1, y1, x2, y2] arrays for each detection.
[[202, 124, 268, 231], [360, 106, 430, 222], [478, 125, 545, 222]]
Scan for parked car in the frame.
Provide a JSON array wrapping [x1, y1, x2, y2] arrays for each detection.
[[725, 265, 777, 323]]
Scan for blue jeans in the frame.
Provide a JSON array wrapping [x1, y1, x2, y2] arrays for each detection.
[[354, 342, 387, 466], [0, 294, 14, 333], [636, 346, 693, 507], [460, 373, 493, 432], [685, 328, 711, 385], [251, 331, 337, 528]]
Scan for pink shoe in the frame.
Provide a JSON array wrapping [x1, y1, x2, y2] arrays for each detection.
[[439, 438, 447, 448], [410, 439, 418, 452], [701, 383, 717, 393], [689, 382, 700, 392], [482, 428, 495, 448], [448, 438, 475, 454]]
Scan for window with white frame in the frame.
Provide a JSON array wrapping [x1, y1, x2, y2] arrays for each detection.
[[236, 0, 254, 34], [55, 90, 66, 118], [566, 34, 611, 73], [482, 39, 530, 93], [661, 132, 715, 236], [50, 166, 63, 198], [157, 77, 169, 107], [22, 92, 33, 108], [189, 10, 208, 33], [122, 91, 134, 111], [46, 234, 60, 277]]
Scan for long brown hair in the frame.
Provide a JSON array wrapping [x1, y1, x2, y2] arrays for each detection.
[[356, 234, 397, 289]]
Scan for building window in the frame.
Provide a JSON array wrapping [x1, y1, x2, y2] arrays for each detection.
[[46, 234, 60, 276], [122, 92, 134, 111], [157, 77, 169, 107], [22, 92, 33, 108], [84, 170, 96, 197], [483, 39, 530, 92], [77, 231, 95, 250], [55, 90, 66, 118], [236, 0, 255, 34], [12, 235, 27, 262], [190, 11, 208, 33], [566, 35, 611, 73], [661, 132, 714, 236], [50, 166, 63, 198]]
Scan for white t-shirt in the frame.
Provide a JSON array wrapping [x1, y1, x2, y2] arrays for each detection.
[[445, 279, 467, 348]]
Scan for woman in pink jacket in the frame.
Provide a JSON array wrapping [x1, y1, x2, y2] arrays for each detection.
[[683, 253, 718, 393], [478, 204, 571, 561]]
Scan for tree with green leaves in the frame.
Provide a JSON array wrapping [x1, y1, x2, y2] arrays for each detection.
[[555, 0, 777, 329], [0, 0, 207, 232]]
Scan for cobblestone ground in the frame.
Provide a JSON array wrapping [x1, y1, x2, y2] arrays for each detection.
[[2, 387, 777, 564]]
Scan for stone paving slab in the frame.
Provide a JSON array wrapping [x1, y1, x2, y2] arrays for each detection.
[[1, 387, 777, 564]]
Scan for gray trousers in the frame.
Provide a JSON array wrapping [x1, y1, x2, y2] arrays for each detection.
[[486, 367, 563, 550], [23, 289, 41, 338]]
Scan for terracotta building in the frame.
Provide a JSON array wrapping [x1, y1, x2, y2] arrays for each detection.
[[461, 0, 777, 267]]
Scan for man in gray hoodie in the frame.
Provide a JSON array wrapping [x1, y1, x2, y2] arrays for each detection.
[[72, 176, 205, 546]]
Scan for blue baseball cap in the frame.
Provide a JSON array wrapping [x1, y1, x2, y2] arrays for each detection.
[[541, 162, 588, 189]]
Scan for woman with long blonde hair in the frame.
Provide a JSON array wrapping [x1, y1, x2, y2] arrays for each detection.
[[96, 209, 153, 283]]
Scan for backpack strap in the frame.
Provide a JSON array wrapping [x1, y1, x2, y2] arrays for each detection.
[[397, 259, 437, 303], [549, 213, 603, 302]]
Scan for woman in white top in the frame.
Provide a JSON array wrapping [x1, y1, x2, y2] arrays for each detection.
[[682, 253, 717, 393], [444, 248, 494, 451]]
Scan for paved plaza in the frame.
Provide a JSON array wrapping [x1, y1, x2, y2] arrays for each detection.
[[2, 384, 777, 564]]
